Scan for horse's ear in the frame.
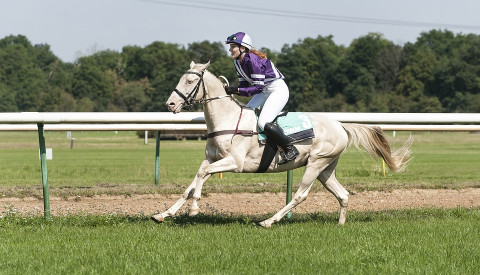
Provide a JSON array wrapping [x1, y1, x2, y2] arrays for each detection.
[[190, 61, 196, 69], [198, 61, 210, 72]]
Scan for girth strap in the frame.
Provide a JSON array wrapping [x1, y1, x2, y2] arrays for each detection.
[[207, 106, 259, 138], [207, 130, 258, 139]]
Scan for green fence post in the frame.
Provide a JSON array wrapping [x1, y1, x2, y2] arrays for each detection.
[[286, 170, 293, 219], [37, 123, 50, 220], [155, 131, 160, 186]]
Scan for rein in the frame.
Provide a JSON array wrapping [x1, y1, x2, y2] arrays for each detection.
[[174, 69, 258, 139]]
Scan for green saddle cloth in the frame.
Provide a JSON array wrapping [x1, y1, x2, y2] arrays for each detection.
[[258, 111, 315, 144]]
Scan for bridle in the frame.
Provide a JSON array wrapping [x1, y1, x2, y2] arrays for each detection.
[[173, 70, 232, 110], [172, 69, 256, 139], [173, 70, 206, 110]]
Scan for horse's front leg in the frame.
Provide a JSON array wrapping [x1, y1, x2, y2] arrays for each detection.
[[190, 155, 238, 216], [151, 159, 210, 223]]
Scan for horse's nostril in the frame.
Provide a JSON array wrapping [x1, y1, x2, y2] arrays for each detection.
[[168, 102, 175, 106]]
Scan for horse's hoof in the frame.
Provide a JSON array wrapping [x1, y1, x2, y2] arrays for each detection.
[[189, 208, 200, 217], [151, 215, 164, 223], [258, 220, 271, 229]]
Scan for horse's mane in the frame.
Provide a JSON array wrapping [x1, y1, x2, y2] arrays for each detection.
[[204, 70, 224, 87], [202, 68, 245, 108]]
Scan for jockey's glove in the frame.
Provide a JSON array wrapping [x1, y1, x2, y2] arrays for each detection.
[[224, 86, 238, 95]]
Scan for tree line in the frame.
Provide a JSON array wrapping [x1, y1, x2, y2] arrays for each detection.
[[1, 30, 479, 113]]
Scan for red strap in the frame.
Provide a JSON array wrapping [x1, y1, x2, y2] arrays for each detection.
[[235, 107, 244, 134]]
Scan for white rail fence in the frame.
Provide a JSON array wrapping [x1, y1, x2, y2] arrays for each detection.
[[2, 112, 480, 131], [0, 112, 480, 128], [1, 112, 480, 219]]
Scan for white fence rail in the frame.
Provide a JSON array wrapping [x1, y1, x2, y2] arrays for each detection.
[[1, 112, 480, 131], [0, 124, 208, 131], [1, 112, 480, 124], [2, 124, 480, 132]]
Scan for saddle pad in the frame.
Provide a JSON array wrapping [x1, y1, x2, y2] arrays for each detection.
[[258, 112, 315, 144]]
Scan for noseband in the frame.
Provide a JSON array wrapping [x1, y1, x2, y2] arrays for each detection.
[[173, 70, 206, 109]]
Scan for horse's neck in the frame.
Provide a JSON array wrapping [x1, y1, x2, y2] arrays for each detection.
[[202, 75, 246, 132], [203, 97, 244, 132]]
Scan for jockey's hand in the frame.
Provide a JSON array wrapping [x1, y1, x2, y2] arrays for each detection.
[[224, 86, 238, 95]]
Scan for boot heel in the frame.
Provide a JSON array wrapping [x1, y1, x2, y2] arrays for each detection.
[[278, 145, 299, 165]]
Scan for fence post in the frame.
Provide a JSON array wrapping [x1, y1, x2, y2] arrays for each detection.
[[286, 170, 293, 219], [37, 123, 50, 220], [155, 131, 161, 186]]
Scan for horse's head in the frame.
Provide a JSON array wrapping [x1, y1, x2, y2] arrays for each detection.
[[166, 61, 210, 113]]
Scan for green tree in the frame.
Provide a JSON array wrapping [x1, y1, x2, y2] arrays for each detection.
[[118, 80, 150, 112], [188, 41, 225, 64], [329, 33, 394, 111], [415, 29, 458, 58], [343, 67, 376, 110], [277, 35, 342, 111], [187, 40, 236, 84], [140, 42, 190, 111], [74, 97, 95, 111], [3, 31, 480, 114], [393, 46, 439, 112], [0, 35, 48, 111], [0, 83, 17, 111], [122, 45, 147, 81], [71, 57, 115, 111], [39, 86, 62, 111], [0, 35, 70, 111], [375, 44, 402, 92], [58, 91, 77, 112]]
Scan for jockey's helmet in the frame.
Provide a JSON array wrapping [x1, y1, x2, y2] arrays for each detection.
[[225, 32, 253, 50]]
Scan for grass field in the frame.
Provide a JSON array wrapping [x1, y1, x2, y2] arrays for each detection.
[[1, 130, 480, 273], [1, 208, 479, 274], [1, 130, 479, 197]]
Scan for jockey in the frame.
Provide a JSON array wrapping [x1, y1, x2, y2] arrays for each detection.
[[224, 32, 299, 165]]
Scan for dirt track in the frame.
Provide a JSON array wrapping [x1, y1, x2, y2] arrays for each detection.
[[2, 188, 480, 216]]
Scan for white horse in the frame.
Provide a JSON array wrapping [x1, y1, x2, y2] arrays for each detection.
[[152, 61, 411, 228]]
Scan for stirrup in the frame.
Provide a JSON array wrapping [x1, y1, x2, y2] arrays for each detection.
[[278, 146, 299, 165]]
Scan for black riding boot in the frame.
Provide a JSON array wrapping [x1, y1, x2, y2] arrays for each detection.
[[264, 122, 299, 165]]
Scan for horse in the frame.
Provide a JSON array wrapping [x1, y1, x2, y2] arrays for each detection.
[[152, 61, 412, 228]]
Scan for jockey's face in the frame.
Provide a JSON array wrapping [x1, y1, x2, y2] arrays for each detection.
[[228, 43, 245, 60]]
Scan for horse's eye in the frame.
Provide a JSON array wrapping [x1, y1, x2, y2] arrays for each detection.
[[187, 80, 193, 85]]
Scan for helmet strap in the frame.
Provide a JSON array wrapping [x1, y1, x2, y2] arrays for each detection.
[[235, 45, 246, 61]]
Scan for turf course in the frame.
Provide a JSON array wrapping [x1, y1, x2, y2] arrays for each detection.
[[1, 130, 480, 273], [1, 208, 479, 274]]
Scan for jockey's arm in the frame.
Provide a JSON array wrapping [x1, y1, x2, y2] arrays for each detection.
[[238, 83, 263, 97]]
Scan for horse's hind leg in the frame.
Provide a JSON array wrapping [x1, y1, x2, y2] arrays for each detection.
[[259, 158, 332, 228], [317, 157, 349, 225]]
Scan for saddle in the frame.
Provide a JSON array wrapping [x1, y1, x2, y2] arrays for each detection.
[[256, 110, 315, 173], [256, 110, 315, 144]]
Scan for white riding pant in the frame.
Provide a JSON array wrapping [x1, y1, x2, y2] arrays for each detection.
[[246, 79, 289, 131]]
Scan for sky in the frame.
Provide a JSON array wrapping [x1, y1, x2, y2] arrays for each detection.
[[1, 0, 480, 63]]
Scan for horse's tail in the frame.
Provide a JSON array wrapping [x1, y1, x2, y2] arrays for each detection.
[[341, 123, 412, 172]]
